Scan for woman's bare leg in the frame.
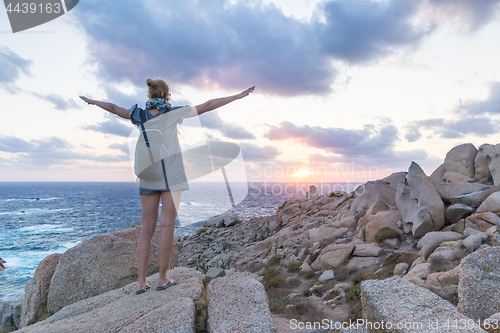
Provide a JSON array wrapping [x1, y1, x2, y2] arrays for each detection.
[[136, 192, 161, 291], [157, 190, 182, 287]]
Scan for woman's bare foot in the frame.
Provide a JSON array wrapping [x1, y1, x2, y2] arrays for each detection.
[[157, 276, 176, 288], [136, 279, 150, 292]]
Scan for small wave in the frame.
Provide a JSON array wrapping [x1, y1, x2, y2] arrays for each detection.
[[16, 224, 74, 234], [4, 197, 64, 202], [1, 241, 81, 269], [0, 207, 72, 216]]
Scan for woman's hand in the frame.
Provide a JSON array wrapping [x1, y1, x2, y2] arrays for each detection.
[[236, 86, 255, 99], [79, 95, 95, 105]]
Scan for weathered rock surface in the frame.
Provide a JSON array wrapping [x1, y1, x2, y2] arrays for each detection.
[[47, 226, 175, 314], [449, 186, 500, 207], [353, 243, 383, 257], [477, 191, 500, 214], [382, 171, 407, 188], [475, 143, 500, 185], [445, 204, 473, 224], [21, 253, 61, 327], [463, 232, 488, 252], [444, 143, 477, 178], [459, 247, 500, 321], [350, 180, 396, 214], [319, 244, 355, 270], [17, 267, 203, 333], [435, 182, 492, 200], [396, 162, 445, 237], [362, 276, 485, 332], [0, 298, 22, 331], [207, 271, 276, 333], [206, 214, 238, 228], [204, 267, 225, 283], [417, 231, 464, 260]]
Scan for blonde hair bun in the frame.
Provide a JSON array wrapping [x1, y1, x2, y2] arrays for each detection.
[[146, 78, 169, 99]]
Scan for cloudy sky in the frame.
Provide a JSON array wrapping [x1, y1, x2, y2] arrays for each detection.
[[1, 0, 500, 184]]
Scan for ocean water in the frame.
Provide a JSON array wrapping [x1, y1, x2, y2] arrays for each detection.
[[0, 181, 346, 301]]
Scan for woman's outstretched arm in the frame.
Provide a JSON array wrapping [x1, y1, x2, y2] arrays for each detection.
[[79, 96, 130, 119], [188, 86, 255, 118]]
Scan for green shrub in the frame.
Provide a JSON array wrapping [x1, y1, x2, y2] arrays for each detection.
[[262, 268, 280, 282], [194, 283, 208, 333], [267, 276, 286, 289], [329, 191, 344, 198], [352, 271, 377, 284], [345, 284, 361, 302], [383, 252, 413, 267], [287, 261, 302, 272], [287, 277, 302, 288], [268, 299, 285, 313], [324, 289, 340, 301], [333, 267, 349, 282], [349, 304, 362, 321], [262, 267, 275, 276], [302, 289, 312, 297], [375, 227, 401, 243], [303, 271, 315, 279], [268, 255, 283, 265]]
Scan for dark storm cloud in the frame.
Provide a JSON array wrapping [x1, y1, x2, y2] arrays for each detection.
[[0, 46, 32, 91], [83, 120, 134, 137], [71, 0, 500, 96], [316, 0, 430, 64], [264, 121, 399, 157], [71, 0, 499, 96]]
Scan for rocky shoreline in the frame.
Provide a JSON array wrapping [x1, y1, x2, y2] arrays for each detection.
[[2, 142, 500, 332]]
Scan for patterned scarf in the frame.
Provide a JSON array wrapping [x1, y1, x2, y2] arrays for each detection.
[[145, 97, 173, 111]]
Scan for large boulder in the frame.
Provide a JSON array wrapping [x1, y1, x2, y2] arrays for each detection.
[[207, 271, 276, 333], [317, 244, 355, 270], [459, 247, 500, 321], [17, 267, 203, 333], [477, 191, 500, 214], [475, 144, 500, 184], [357, 210, 402, 232], [417, 231, 464, 260], [47, 226, 177, 314], [20, 253, 61, 327], [435, 182, 492, 200], [361, 276, 485, 332], [308, 226, 348, 243], [396, 162, 445, 237], [445, 204, 473, 224], [350, 180, 396, 214], [424, 264, 461, 305], [364, 219, 403, 242], [449, 186, 500, 207], [430, 163, 446, 185], [381, 171, 407, 188], [444, 143, 477, 178]]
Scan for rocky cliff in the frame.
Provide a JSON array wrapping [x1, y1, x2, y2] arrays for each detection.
[[2, 142, 500, 333]]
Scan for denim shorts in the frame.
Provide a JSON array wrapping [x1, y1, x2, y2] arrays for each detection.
[[139, 187, 168, 195]]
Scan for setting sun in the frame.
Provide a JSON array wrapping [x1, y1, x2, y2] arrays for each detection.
[[291, 168, 313, 178]]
